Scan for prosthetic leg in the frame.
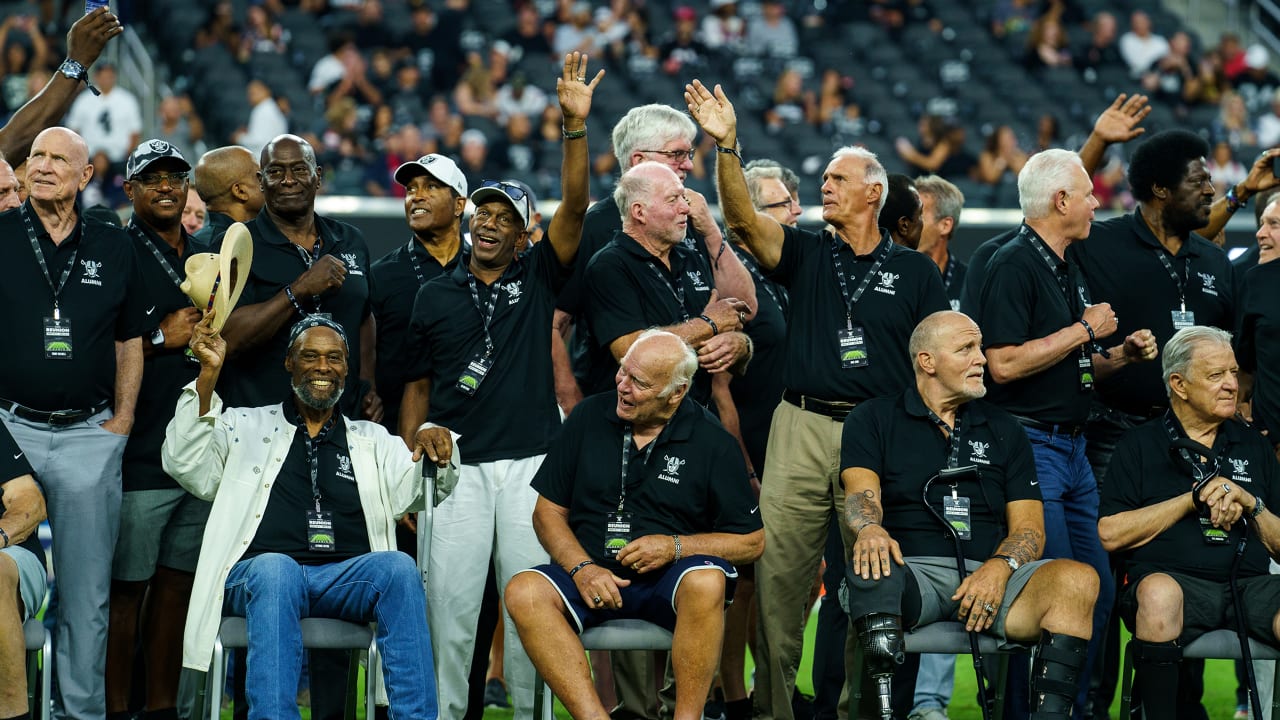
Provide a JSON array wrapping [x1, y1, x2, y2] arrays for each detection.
[[854, 613, 905, 720], [1030, 630, 1090, 720], [1128, 639, 1180, 720]]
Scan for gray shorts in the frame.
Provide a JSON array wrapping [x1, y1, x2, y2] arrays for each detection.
[[112, 488, 211, 581], [2, 544, 48, 619], [905, 555, 1050, 649]]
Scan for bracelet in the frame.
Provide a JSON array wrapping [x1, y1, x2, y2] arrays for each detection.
[[699, 314, 719, 336], [0, 527, 8, 549], [568, 559, 595, 578], [672, 535, 682, 561], [562, 127, 587, 140], [284, 286, 306, 316], [1253, 495, 1267, 519], [1226, 185, 1247, 213], [1079, 318, 1096, 343], [715, 144, 745, 168]]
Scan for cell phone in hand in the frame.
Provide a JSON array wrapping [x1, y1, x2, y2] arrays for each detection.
[[85, 0, 109, 13]]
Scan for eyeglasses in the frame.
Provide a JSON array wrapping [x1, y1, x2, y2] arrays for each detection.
[[759, 199, 795, 210], [132, 171, 189, 188], [639, 148, 696, 163], [479, 179, 529, 203]]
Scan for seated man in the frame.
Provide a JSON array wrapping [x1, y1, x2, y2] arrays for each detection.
[[1099, 325, 1280, 718], [161, 313, 442, 720], [841, 310, 1098, 720], [0, 422, 45, 720], [504, 330, 764, 720]]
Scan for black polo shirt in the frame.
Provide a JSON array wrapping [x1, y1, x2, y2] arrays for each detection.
[[532, 391, 762, 580], [1237, 261, 1280, 437], [122, 221, 207, 492], [1233, 244, 1260, 291], [191, 209, 235, 246], [840, 388, 1040, 560], [978, 226, 1093, 425], [1101, 415, 1280, 582], [244, 401, 371, 565], [0, 202, 149, 411], [728, 245, 788, 472], [769, 226, 948, 403], [0, 421, 42, 559], [213, 212, 373, 418], [402, 238, 569, 464], [940, 254, 967, 312], [583, 231, 719, 404], [958, 228, 1018, 317], [1068, 210, 1235, 417], [369, 238, 463, 433]]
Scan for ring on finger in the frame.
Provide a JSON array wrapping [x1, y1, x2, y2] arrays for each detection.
[[983, 603, 996, 613]]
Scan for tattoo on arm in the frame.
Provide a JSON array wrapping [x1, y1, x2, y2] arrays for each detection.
[[844, 490, 883, 537], [996, 528, 1043, 567]]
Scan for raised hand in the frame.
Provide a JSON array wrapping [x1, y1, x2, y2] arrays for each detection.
[[1092, 93, 1151, 145], [190, 310, 227, 371], [684, 79, 737, 147], [68, 6, 123, 67], [557, 51, 605, 126]]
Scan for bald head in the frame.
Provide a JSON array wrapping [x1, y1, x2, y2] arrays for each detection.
[[27, 127, 92, 208], [33, 127, 89, 168], [261, 134, 317, 169], [0, 157, 19, 211], [623, 329, 699, 396], [909, 311, 976, 366], [194, 146, 264, 219]]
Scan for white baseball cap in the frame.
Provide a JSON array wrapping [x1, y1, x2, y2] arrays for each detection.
[[393, 153, 468, 197]]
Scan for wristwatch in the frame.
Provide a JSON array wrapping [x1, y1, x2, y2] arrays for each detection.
[[150, 327, 165, 347], [993, 554, 1020, 572], [1252, 494, 1267, 519], [58, 58, 89, 84]]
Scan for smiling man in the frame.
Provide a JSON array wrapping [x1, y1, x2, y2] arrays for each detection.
[[1237, 195, 1280, 448], [397, 53, 600, 720]]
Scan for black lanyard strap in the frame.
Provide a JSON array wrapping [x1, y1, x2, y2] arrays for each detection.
[[730, 243, 787, 314], [407, 239, 428, 286], [294, 237, 325, 310], [129, 222, 187, 292], [1163, 410, 1219, 482], [304, 414, 338, 511], [1153, 250, 1189, 311], [927, 406, 965, 469], [942, 254, 958, 293], [466, 271, 505, 356], [830, 234, 892, 329], [618, 424, 659, 514], [22, 205, 78, 317], [1021, 227, 1104, 358], [645, 262, 690, 321]]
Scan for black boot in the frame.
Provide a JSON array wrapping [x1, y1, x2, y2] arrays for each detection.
[[855, 613, 905, 720], [1131, 638, 1181, 720], [1030, 630, 1089, 719]]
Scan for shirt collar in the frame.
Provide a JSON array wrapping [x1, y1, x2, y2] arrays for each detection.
[[1132, 207, 1203, 259], [282, 396, 348, 448], [252, 210, 343, 250], [448, 251, 524, 285], [902, 386, 990, 428], [603, 391, 700, 446], [829, 228, 894, 260]]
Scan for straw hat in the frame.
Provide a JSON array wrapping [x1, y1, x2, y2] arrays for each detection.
[[180, 222, 253, 331]]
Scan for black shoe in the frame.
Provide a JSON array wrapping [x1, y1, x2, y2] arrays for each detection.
[[484, 677, 511, 709]]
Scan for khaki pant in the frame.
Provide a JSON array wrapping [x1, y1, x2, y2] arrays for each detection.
[[752, 400, 853, 720]]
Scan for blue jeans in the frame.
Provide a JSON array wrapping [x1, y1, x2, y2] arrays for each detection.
[[912, 653, 956, 711], [1023, 426, 1114, 719], [224, 551, 437, 720]]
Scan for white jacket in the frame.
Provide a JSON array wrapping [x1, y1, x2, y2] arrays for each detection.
[[162, 381, 428, 671]]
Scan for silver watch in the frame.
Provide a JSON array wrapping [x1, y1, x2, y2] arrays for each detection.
[[59, 58, 89, 84], [150, 327, 165, 346]]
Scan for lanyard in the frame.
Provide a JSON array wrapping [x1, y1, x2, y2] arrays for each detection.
[[129, 222, 187, 292], [294, 236, 325, 310], [618, 425, 658, 514], [466, 271, 506, 357], [1153, 249, 1190, 311], [942, 254, 958, 293], [407, 239, 428, 286], [645, 262, 691, 321], [304, 414, 337, 512], [22, 205, 78, 319], [926, 407, 964, 469], [1163, 410, 1219, 481], [1021, 227, 1105, 358], [830, 234, 891, 329], [730, 243, 788, 315]]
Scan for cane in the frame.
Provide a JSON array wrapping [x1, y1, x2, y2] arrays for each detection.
[[922, 468, 996, 720], [1229, 517, 1264, 720]]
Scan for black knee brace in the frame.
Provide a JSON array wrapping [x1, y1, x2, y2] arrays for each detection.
[[1030, 629, 1090, 720], [1130, 638, 1182, 720], [855, 613, 905, 720]]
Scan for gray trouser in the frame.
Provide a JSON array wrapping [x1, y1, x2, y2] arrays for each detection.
[[2, 407, 127, 720]]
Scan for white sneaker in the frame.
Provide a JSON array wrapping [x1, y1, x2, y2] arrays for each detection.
[[907, 708, 949, 720]]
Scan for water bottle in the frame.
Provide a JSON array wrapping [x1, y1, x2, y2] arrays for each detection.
[[85, 0, 109, 13]]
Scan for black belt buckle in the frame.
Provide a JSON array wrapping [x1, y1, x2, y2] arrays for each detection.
[[46, 408, 87, 426]]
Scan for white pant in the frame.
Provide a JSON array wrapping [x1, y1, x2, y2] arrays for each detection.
[[427, 455, 548, 720]]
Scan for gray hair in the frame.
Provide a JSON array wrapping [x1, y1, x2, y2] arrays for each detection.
[[914, 174, 965, 229], [745, 158, 800, 196], [632, 328, 698, 398], [611, 104, 697, 170], [831, 146, 889, 212], [908, 310, 973, 368], [744, 164, 787, 209], [612, 162, 665, 224], [1162, 325, 1234, 396], [1018, 148, 1085, 220]]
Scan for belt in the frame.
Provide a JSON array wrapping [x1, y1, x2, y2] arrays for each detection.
[[0, 398, 110, 426], [1013, 415, 1086, 438], [783, 389, 856, 420]]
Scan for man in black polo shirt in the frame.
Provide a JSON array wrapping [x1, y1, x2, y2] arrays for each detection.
[[371, 154, 467, 434], [0, 126, 148, 720], [915, 175, 966, 313], [882, 174, 923, 250], [0, 422, 46, 720], [191, 145, 264, 245], [215, 134, 378, 421], [978, 148, 1158, 714], [841, 310, 1097, 720], [1238, 194, 1280, 445], [1100, 326, 1280, 718], [398, 54, 601, 720], [505, 330, 764, 720], [102, 140, 208, 720], [687, 80, 948, 720]]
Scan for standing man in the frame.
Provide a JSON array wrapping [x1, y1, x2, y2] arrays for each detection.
[[0, 422, 46, 720], [191, 145, 264, 246], [0, 126, 148, 720], [65, 63, 141, 174], [214, 134, 378, 421], [369, 153, 467, 432], [978, 148, 1157, 715], [398, 53, 601, 720], [882, 174, 923, 250], [105, 141, 208, 720], [685, 80, 949, 720], [0, 154, 21, 211], [915, 175, 967, 312]]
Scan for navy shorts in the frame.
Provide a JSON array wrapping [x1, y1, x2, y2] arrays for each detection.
[[517, 555, 738, 633]]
